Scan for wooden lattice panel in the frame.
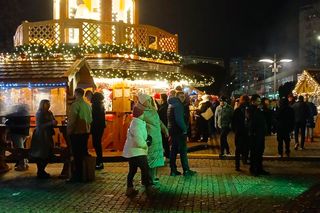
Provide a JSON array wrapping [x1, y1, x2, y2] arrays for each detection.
[[28, 23, 60, 47], [100, 24, 114, 44], [82, 22, 101, 45], [158, 31, 178, 52], [124, 26, 148, 47], [15, 19, 179, 53]]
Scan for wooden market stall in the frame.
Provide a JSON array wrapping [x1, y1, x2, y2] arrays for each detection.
[[0, 0, 215, 162], [293, 69, 320, 137], [0, 59, 95, 148]]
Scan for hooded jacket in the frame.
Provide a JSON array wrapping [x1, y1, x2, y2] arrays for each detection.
[[122, 117, 148, 158], [167, 97, 187, 134]]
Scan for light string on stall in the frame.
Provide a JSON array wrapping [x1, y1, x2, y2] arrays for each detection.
[[0, 44, 183, 63], [293, 70, 320, 96], [0, 82, 67, 89], [91, 69, 215, 87]]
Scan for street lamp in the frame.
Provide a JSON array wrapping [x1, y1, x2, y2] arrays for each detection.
[[259, 54, 292, 99]]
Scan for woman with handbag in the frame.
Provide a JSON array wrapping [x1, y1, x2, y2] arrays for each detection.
[[196, 95, 213, 143], [30, 99, 57, 179]]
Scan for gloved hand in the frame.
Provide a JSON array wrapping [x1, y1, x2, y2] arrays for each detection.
[[146, 135, 152, 146]]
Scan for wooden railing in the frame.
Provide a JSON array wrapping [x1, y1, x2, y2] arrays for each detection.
[[14, 19, 178, 53]]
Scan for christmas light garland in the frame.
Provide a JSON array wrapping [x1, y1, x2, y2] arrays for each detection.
[[91, 69, 214, 87], [0, 44, 182, 63], [0, 82, 67, 89], [293, 70, 320, 96]]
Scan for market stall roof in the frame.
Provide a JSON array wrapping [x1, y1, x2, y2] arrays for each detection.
[[86, 58, 181, 73], [0, 59, 95, 88], [86, 58, 214, 86], [0, 60, 75, 83], [293, 69, 320, 95]]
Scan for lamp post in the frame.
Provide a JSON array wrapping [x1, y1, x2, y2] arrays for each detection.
[[259, 54, 292, 99]]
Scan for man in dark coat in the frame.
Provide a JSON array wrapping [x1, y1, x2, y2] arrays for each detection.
[[305, 97, 318, 142], [291, 96, 310, 150], [232, 95, 250, 171], [248, 94, 269, 176], [275, 97, 295, 157], [167, 91, 196, 177], [158, 93, 170, 161]]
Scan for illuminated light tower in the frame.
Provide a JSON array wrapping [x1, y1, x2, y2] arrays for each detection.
[[259, 54, 292, 99]]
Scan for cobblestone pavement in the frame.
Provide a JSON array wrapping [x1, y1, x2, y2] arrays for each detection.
[[0, 158, 319, 213], [188, 134, 320, 159]]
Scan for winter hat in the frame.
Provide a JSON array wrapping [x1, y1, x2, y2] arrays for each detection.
[[132, 106, 144, 118], [138, 93, 150, 105]]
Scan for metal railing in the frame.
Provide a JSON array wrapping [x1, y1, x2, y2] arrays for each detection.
[[14, 19, 178, 53]]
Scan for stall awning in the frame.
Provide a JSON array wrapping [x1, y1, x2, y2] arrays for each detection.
[[86, 58, 182, 73], [0, 60, 75, 83], [0, 59, 95, 89]]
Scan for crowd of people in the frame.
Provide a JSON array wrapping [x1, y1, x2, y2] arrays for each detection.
[[186, 92, 317, 174], [0, 86, 318, 198]]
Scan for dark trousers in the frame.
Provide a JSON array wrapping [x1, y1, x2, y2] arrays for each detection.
[[277, 132, 290, 155], [92, 129, 104, 165], [234, 133, 249, 169], [220, 127, 230, 155], [294, 122, 306, 148], [249, 136, 265, 174], [197, 117, 209, 141], [161, 133, 170, 159], [36, 158, 48, 175], [70, 133, 89, 181], [170, 133, 190, 172], [127, 155, 151, 187]]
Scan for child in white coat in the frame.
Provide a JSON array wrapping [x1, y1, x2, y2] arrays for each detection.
[[122, 106, 157, 197]]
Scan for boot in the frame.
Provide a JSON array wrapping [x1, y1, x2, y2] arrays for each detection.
[[125, 187, 138, 197]]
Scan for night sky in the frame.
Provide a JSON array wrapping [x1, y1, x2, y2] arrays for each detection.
[[0, 0, 302, 59]]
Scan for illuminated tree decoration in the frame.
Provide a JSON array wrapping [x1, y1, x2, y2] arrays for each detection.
[[0, 44, 182, 63]]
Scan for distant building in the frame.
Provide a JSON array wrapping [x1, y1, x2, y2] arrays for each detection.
[[299, 1, 320, 69], [183, 55, 224, 67], [229, 57, 265, 95], [229, 57, 295, 98]]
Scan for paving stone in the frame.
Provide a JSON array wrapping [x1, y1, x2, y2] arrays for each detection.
[[0, 159, 319, 212]]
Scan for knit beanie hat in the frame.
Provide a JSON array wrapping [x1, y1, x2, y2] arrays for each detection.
[[138, 93, 150, 105], [132, 106, 144, 118]]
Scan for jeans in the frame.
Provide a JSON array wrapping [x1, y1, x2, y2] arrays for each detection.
[[220, 127, 230, 155], [161, 133, 170, 159], [92, 128, 104, 165], [127, 155, 151, 187], [234, 133, 249, 169], [170, 133, 190, 172], [294, 122, 306, 148], [277, 132, 290, 155], [11, 134, 27, 167], [70, 133, 89, 181], [249, 136, 265, 173], [36, 158, 48, 175]]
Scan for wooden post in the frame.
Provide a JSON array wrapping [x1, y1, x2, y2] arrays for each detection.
[[134, 0, 139, 24], [101, 0, 112, 22], [22, 21, 30, 45], [101, 0, 112, 44], [60, 0, 68, 20]]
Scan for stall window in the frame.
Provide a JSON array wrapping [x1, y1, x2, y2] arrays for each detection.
[[0, 87, 66, 116], [69, 0, 101, 20], [112, 0, 134, 24]]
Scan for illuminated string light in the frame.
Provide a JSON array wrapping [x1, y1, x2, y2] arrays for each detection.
[[0, 44, 183, 63], [0, 82, 67, 89]]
